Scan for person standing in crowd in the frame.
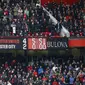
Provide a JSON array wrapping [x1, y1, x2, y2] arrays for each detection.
[[69, 75, 75, 85], [75, 77, 81, 85], [11, 21, 16, 36], [38, 66, 44, 76], [64, 75, 69, 85], [52, 79, 59, 85], [83, 76, 85, 85], [7, 81, 12, 85]]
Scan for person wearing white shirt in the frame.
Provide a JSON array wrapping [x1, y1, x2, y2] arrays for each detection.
[[11, 22, 16, 35], [7, 81, 12, 85], [52, 65, 58, 73]]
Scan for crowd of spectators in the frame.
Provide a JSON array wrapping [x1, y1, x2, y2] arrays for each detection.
[[0, 58, 85, 85], [44, 0, 85, 37], [0, 0, 53, 37], [0, 0, 85, 37]]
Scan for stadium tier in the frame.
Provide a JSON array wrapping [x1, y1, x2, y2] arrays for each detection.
[[0, 0, 85, 85], [0, 56, 84, 85], [0, 0, 85, 37]]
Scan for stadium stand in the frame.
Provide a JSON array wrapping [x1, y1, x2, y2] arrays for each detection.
[[0, 0, 53, 37], [0, 0, 85, 85], [0, 0, 85, 37], [0, 56, 84, 85], [44, 0, 85, 37]]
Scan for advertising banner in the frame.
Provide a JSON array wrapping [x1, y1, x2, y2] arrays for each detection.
[[0, 38, 27, 50], [0, 37, 85, 50], [69, 38, 85, 47], [47, 38, 68, 50]]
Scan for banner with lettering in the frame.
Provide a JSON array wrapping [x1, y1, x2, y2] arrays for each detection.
[[47, 38, 68, 50], [0, 38, 27, 50]]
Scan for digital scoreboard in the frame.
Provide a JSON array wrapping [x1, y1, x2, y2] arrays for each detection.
[[28, 38, 68, 50], [28, 38, 47, 50], [0, 37, 68, 50]]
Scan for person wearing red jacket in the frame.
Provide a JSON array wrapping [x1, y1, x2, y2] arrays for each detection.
[[52, 80, 59, 85], [27, 65, 33, 72]]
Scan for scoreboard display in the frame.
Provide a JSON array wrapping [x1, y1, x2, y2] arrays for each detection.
[[0, 37, 85, 50], [0, 38, 27, 50], [28, 38, 47, 50], [0, 37, 68, 50], [28, 37, 68, 50]]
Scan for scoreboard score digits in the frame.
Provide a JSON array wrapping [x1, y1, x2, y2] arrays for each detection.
[[28, 38, 47, 50]]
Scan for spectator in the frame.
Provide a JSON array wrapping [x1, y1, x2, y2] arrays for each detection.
[[24, 7, 29, 18], [69, 75, 75, 85], [75, 77, 81, 85], [52, 79, 59, 85], [0, 57, 84, 85], [0, 0, 84, 37], [11, 21, 16, 36], [38, 66, 44, 76], [83, 76, 85, 85]]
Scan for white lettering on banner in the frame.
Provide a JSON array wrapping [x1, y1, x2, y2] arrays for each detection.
[[47, 41, 68, 48], [47, 42, 53, 47], [39, 38, 42, 49], [31, 38, 47, 50], [39, 38, 46, 50], [32, 38, 36, 49], [23, 38, 27, 50], [0, 45, 15, 49]]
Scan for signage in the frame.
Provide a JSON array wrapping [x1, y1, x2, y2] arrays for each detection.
[[69, 38, 85, 47], [0, 37, 85, 50], [47, 38, 68, 49], [28, 38, 47, 50], [0, 38, 27, 50]]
